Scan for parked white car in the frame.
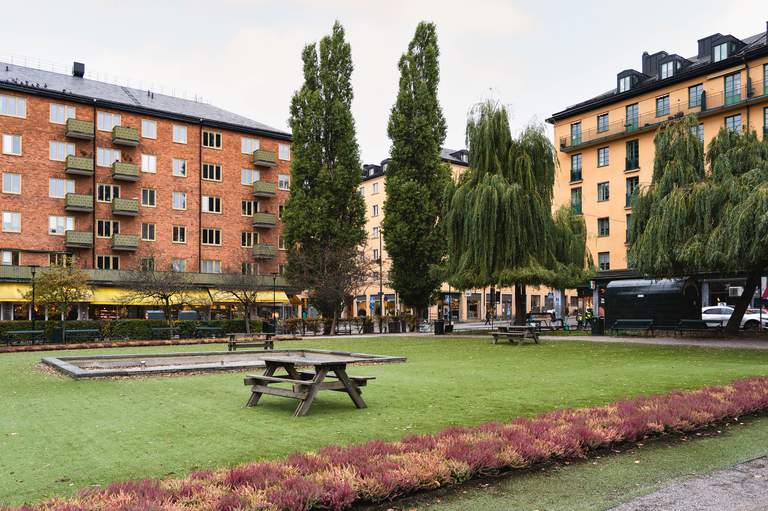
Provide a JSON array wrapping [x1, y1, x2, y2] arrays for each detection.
[[701, 306, 768, 329]]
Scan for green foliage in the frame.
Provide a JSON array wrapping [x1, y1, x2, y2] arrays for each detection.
[[383, 22, 451, 316]]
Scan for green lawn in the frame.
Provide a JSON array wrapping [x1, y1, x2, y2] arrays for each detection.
[[2, 337, 768, 506]]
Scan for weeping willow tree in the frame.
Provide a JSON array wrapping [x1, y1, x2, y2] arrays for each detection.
[[550, 205, 593, 316], [444, 101, 592, 323], [630, 115, 768, 333]]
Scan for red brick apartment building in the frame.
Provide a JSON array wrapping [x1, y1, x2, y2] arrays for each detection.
[[0, 60, 293, 320]]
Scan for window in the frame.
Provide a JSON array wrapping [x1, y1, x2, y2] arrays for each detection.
[[278, 174, 290, 190], [2, 212, 20, 232], [141, 154, 157, 173], [372, 226, 380, 238], [96, 147, 121, 167], [202, 195, 222, 213], [279, 264, 286, 276], [201, 228, 221, 245], [172, 125, 187, 144], [625, 103, 639, 131], [358, 186, 365, 195], [241, 231, 254, 248], [49, 104, 75, 124], [688, 84, 704, 108], [0, 95, 26, 118], [626, 214, 632, 243], [373, 248, 380, 260], [96, 111, 121, 131], [139, 188, 156, 208], [140, 257, 155, 272], [49, 253, 72, 267], [2, 134, 22, 155], [172, 158, 187, 177], [97, 184, 120, 203], [597, 217, 610, 237], [96, 255, 119, 270], [597, 182, 610, 202], [202, 163, 222, 181], [141, 119, 157, 139], [713, 42, 728, 62], [692, 123, 705, 144], [764, 107, 768, 137], [3, 173, 21, 194], [201, 260, 222, 274], [725, 114, 742, 133], [655, 95, 670, 117], [597, 147, 609, 167], [49, 141, 75, 161], [597, 113, 608, 133], [241, 200, 255, 216], [1, 250, 19, 266], [141, 223, 156, 241], [48, 215, 74, 235], [618, 76, 632, 93], [570, 187, 582, 215], [278, 143, 291, 161], [172, 191, 187, 210], [279, 236, 286, 250], [202, 130, 222, 149], [765, 65, 768, 95], [172, 225, 186, 243], [625, 139, 639, 170], [372, 204, 379, 217], [241, 168, 260, 185], [598, 252, 610, 271], [626, 176, 639, 207], [570, 154, 582, 181], [570, 122, 582, 145], [660, 61, 675, 79], [48, 178, 74, 198], [96, 219, 119, 238], [724, 72, 741, 105], [278, 203, 285, 219], [241, 137, 260, 154], [372, 182, 380, 194], [242, 262, 256, 275], [172, 258, 186, 272]]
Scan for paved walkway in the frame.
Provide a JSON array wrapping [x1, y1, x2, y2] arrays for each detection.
[[610, 457, 768, 511], [540, 334, 768, 350]]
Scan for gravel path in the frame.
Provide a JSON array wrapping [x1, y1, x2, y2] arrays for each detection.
[[610, 457, 768, 511]]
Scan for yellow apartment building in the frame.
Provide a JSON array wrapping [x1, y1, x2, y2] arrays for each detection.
[[547, 26, 768, 311]]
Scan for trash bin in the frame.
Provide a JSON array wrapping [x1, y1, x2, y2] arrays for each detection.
[[591, 317, 605, 336], [434, 319, 445, 335]]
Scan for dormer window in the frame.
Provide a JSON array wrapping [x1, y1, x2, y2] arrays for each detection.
[[713, 42, 729, 62], [619, 76, 632, 93], [660, 61, 675, 79]]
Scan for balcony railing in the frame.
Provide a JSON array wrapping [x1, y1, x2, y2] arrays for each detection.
[[64, 193, 94, 212], [571, 203, 582, 215], [253, 149, 277, 167], [65, 155, 94, 176], [65, 119, 94, 140], [252, 212, 277, 228], [112, 198, 139, 216], [112, 126, 140, 146], [570, 169, 582, 182], [252, 180, 277, 197], [559, 79, 766, 152], [252, 243, 277, 259], [112, 234, 139, 251], [112, 161, 139, 181], [625, 157, 639, 171], [64, 230, 93, 248]]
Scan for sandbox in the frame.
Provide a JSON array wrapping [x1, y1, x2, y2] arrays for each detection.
[[42, 349, 406, 379]]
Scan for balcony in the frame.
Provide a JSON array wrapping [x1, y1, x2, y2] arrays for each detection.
[[252, 180, 277, 197], [253, 149, 277, 167], [64, 193, 94, 212], [112, 198, 139, 216], [64, 230, 93, 248], [112, 161, 140, 181], [112, 234, 139, 251], [112, 126, 140, 146], [65, 155, 94, 176], [65, 119, 94, 140], [625, 158, 639, 171], [252, 243, 277, 259], [252, 212, 277, 228], [570, 169, 582, 182]]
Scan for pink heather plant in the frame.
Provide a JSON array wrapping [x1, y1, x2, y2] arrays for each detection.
[[8, 377, 768, 511]]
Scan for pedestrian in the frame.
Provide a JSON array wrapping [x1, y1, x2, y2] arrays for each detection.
[[484, 310, 492, 326]]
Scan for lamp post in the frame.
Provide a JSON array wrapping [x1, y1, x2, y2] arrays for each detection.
[[30, 265, 38, 329], [271, 271, 278, 334], [378, 228, 383, 334]]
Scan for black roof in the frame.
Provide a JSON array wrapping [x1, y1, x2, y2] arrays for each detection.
[[361, 148, 469, 182]]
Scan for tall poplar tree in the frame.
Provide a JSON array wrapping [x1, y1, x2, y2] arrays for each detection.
[[382, 22, 451, 320], [283, 22, 366, 331]]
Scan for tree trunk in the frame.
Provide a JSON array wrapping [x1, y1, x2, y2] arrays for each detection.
[[725, 271, 761, 334], [244, 304, 251, 334], [558, 289, 567, 320], [61, 302, 68, 344], [165, 299, 174, 338], [514, 283, 527, 326], [330, 314, 338, 336]]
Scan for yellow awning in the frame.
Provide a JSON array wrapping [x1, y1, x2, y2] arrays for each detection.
[[207, 289, 290, 304], [0, 283, 31, 301], [90, 288, 212, 306]]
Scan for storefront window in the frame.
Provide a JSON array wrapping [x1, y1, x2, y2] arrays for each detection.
[[467, 293, 481, 320]]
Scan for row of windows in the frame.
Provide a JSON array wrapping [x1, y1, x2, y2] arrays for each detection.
[[571, 176, 639, 213], [359, 181, 381, 195]]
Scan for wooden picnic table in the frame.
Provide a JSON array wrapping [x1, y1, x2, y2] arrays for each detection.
[[244, 355, 374, 416], [491, 325, 540, 344]]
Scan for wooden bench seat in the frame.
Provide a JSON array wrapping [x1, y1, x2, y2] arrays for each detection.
[[676, 319, 723, 337], [3, 329, 45, 345], [611, 319, 654, 336], [490, 327, 539, 345]]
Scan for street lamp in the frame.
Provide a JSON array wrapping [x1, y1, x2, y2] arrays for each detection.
[[30, 265, 39, 329], [271, 271, 278, 334], [378, 228, 383, 333]]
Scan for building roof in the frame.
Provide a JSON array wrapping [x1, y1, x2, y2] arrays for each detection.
[[361, 147, 469, 182], [0, 61, 291, 140], [548, 28, 768, 123]]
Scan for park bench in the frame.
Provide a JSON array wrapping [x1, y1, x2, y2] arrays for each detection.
[[611, 319, 654, 336], [3, 329, 44, 345], [151, 327, 174, 340], [527, 312, 562, 331], [676, 319, 724, 337], [491, 325, 539, 344], [228, 333, 274, 351], [64, 329, 102, 342], [194, 326, 224, 338]]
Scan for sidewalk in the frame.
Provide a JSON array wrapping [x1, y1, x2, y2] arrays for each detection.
[[540, 334, 768, 350]]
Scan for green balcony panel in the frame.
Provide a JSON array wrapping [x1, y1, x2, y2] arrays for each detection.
[[252, 212, 277, 228], [112, 234, 139, 251], [64, 193, 94, 212], [65, 155, 94, 176], [253, 149, 277, 167], [65, 118, 95, 140], [64, 230, 93, 248], [112, 126, 140, 146], [112, 161, 139, 181], [112, 198, 139, 216], [252, 180, 277, 197], [252, 243, 277, 259]]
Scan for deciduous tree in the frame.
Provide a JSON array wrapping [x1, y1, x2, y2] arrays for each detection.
[[24, 264, 91, 342]]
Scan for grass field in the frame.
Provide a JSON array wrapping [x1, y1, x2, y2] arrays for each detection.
[[2, 336, 768, 506]]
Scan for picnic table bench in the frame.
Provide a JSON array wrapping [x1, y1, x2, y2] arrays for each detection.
[[527, 312, 562, 331], [244, 355, 374, 416], [65, 329, 101, 341], [611, 319, 654, 336], [676, 319, 724, 337], [194, 326, 224, 338], [3, 329, 45, 345], [228, 333, 274, 351], [491, 325, 540, 344]]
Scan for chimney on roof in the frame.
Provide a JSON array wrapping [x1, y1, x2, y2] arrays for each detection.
[[72, 62, 85, 78]]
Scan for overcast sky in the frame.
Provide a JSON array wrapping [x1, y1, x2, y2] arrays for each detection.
[[2, 1, 766, 162]]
